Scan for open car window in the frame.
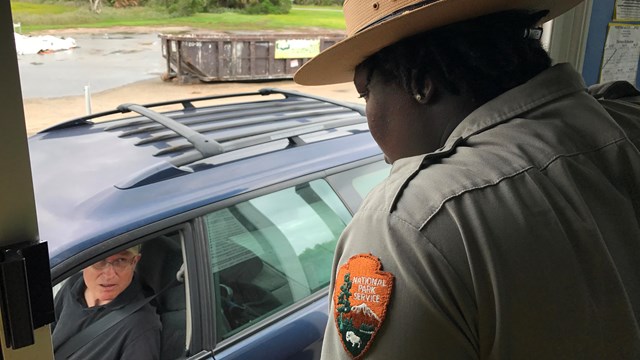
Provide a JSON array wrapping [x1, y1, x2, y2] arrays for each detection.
[[51, 231, 188, 360]]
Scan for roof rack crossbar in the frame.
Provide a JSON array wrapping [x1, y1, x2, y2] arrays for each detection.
[[222, 116, 366, 152], [168, 115, 366, 167], [117, 103, 224, 158], [117, 101, 334, 137], [135, 107, 351, 146], [153, 112, 360, 156], [105, 98, 320, 132]]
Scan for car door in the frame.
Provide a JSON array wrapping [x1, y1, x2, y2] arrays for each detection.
[[187, 160, 390, 360]]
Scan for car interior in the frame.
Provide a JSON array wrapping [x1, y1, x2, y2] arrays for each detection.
[[137, 232, 188, 360], [217, 249, 282, 330]]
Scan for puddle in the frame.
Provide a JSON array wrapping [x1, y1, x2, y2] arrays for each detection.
[[18, 33, 165, 99]]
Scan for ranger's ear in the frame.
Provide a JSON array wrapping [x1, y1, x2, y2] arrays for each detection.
[[412, 77, 436, 105]]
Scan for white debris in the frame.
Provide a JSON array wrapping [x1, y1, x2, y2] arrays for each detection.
[[14, 33, 77, 55]]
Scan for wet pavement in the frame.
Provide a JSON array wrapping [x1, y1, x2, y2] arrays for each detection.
[[17, 32, 165, 99]]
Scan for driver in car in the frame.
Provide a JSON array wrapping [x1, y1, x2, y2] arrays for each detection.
[[52, 245, 161, 360]]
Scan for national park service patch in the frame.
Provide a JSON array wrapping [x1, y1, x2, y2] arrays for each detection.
[[334, 254, 394, 359]]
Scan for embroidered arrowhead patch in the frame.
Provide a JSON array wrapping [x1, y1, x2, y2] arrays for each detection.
[[334, 254, 394, 359]]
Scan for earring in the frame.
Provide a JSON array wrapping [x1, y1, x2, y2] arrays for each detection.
[[414, 93, 423, 102]]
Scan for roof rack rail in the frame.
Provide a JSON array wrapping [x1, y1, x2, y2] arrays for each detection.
[[39, 87, 364, 133], [39, 90, 267, 133], [41, 87, 368, 189], [257, 88, 365, 116]]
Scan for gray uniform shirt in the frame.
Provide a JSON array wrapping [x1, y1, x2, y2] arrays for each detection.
[[321, 64, 640, 359]]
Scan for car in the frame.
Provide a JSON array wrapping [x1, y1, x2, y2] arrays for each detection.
[[29, 87, 390, 360]]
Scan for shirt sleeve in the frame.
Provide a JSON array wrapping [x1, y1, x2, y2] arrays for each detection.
[[321, 209, 478, 359], [52, 274, 79, 333]]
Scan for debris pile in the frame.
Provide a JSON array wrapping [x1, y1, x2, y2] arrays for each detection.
[[14, 33, 77, 55]]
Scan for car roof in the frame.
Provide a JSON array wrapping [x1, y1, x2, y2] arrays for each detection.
[[28, 88, 380, 268]]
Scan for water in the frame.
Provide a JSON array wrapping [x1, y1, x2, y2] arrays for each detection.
[[17, 32, 165, 99]]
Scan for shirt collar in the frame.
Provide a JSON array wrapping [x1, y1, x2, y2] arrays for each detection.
[[446, 63, 587, 147]]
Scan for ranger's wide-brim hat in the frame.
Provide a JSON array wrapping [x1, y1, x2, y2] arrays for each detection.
[[294, 0, 585, 85]]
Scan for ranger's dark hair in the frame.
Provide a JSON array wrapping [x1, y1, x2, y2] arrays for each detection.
[[360, 10, 552, 104]]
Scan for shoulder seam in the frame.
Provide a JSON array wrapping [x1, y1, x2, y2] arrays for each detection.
[[419, 135, 630, 230], [420, 166, 534, 230]]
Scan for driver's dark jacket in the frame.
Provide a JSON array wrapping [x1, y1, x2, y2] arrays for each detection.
[[321, 64, 640, 359], [52, 272, 161, 360]]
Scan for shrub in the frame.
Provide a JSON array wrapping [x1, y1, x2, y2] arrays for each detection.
[[244, 0, 290, 14], [293, 0, 342, 5], [167, 0, 205, 15]]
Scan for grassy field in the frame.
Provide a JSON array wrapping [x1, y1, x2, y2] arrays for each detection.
[[10, 2, 346, 33]]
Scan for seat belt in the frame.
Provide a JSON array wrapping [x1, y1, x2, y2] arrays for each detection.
[[56, 277, 179, 359]]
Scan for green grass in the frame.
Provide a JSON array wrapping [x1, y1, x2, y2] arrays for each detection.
[[11, 1, 77, 15], [10, 2, 346, 33]]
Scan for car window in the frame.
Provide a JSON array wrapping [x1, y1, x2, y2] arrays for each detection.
[[327, 160, 391, 213], [51, 232, 188, 360], [204, 179, 352, 339], [352, 165, 391, 199]]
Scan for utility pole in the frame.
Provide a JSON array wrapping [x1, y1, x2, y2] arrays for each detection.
[[0, 1, 55, 359]]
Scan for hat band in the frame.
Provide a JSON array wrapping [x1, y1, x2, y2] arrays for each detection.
[[356, 0, 438, 34]]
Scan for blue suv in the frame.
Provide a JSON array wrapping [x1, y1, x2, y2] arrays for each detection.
[[29, 88, 389, 360]]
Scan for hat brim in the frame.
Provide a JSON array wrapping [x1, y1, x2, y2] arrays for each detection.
[[294, 0, 584, 86]]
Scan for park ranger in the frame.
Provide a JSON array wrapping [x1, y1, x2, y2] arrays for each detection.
[[295, 0, 640, 359]]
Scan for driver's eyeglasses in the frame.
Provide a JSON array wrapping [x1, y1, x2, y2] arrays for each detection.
[[91, 257, 135, 271]]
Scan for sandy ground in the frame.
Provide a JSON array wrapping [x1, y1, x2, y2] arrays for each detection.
[[22, 77, 361, 135], [20, 26, 359, 135]]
